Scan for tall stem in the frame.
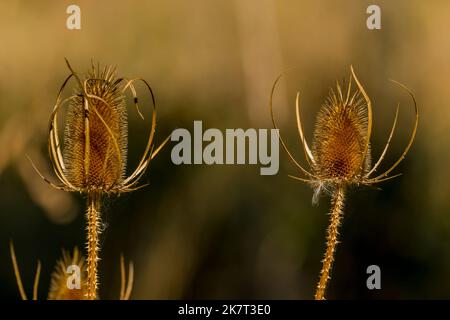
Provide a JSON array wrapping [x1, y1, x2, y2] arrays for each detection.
[[86, 191, 101, 300], [315, 184, 346, 300]]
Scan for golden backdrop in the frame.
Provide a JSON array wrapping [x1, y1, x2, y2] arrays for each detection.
[[0, 0, 447, 299]]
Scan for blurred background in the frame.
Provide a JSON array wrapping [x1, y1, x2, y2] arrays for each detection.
[[0, 0, 448, 299]]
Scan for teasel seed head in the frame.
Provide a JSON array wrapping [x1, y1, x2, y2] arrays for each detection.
[[311, 82, 371, 182], [270, 66, 418, 201], [28, 58, 170, 194], [63, 63, 127, 191], [48, 247, 87, 300]]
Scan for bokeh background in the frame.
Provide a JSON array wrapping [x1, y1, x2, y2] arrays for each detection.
[[0, 0, 448, 299]]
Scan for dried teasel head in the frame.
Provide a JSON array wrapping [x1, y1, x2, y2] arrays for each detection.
[[48, 247, 87, 300], [30, 58, 169, 194], [311, 76, 371, 181], [63, 64, 128, 191], [270, 66, 418, 203]]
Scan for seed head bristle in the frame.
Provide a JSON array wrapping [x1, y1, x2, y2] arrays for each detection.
[[63, 63, 128, 191], [48, 247, 87, 300], [312, 81, 371, 181]]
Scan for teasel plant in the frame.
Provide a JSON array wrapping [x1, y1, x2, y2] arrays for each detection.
[[28, 59, 169, 300], [270, 66, 418, 300], [10, 241, 134, 300]]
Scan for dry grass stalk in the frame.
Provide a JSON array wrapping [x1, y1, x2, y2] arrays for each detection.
[[29, 59, 169, 299], [270, 66, 418, 300], [119, 253, 134, 300], [9, 241, 41, 300]]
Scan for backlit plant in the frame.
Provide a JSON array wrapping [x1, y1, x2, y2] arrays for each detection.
[[29, 59, 169, 299], [270, 66, 418, 300]]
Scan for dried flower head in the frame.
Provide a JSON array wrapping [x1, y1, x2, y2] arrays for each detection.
[[271, 66, 418, 200], [312, 83, 371, 181], [63, 64, 128, 191], [270, 66, 418, 300], [29, 59, 169, 300], [48, 247, 86, 300], [30, 58, 168, 195]]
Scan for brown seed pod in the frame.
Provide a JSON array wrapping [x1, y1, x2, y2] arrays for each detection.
[[312, 83, 371, 181], [63, 64, 128, 191]]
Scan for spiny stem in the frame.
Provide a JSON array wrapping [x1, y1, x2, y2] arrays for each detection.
[[86, 191, 102, 300], [315, 184, 346, 300]]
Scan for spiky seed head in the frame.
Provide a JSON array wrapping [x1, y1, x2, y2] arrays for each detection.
[[48, 247, 87, 300], [312, 81, 371, 182], [63, 63, 127, 191]]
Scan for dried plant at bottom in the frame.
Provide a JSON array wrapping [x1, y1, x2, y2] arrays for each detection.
[[29, 59, 169, 299], [10, 241, 134, 300], [270, 66, 419, 300], [48, 247, 87, 300]]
